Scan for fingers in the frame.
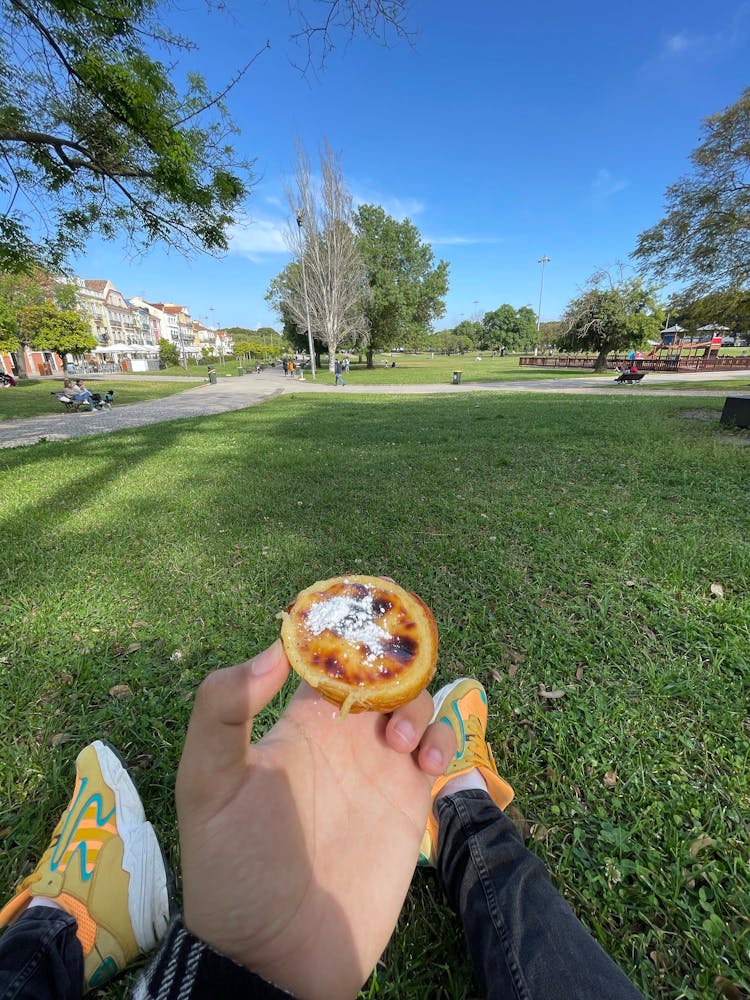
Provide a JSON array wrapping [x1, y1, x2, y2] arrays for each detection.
[[178, 641, 290, 790], [385, 690, 435, 753], [385, 690, 457, 776], [417, 718, 457, 776]]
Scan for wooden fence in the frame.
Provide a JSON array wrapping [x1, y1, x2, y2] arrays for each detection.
[[518, 355, 750, 373]]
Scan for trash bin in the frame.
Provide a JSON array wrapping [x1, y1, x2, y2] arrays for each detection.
[[208, 367, 217, 384], [237, 366, 244, 376], [452, 370, 463, 385]]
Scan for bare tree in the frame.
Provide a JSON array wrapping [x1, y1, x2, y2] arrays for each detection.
[[284, 142, 370, 371]]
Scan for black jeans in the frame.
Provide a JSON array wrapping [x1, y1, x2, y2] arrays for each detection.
[[0, 908, 82, 1000], [435, 790, 643, 1000], [0, 793, 643, 999]]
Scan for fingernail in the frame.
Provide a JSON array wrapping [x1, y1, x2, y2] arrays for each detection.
[[393, 719, 415, 746], [425, 747, 445, 772]]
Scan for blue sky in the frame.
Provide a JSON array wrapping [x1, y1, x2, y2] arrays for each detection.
[[74, 0, 750, 331]]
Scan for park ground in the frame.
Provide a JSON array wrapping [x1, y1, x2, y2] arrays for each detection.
[[0, 386, 748, 998]]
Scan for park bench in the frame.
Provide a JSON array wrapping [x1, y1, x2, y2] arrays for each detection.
[[51, 389, 115, 411], [614, 370, 646, 384]]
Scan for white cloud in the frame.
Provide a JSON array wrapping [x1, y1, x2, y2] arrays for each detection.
[[426, 235, 505, 246], [590, 169, 629, 204], [227, 216, 289, 259], [658, 4, 750, 59], [350, 184, 425, 221]]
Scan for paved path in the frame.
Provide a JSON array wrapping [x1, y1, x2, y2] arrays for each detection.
[[1, 369, 748, 450]]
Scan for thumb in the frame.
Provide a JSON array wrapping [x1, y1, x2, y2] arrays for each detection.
[[177, 640, 290, 801]]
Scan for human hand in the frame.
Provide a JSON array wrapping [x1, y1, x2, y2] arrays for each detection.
[[176, 640, 455, 1000]]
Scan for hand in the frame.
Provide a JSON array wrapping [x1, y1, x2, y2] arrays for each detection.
[[176, 640, 455, 1000]]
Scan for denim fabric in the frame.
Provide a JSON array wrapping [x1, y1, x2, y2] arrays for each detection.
[[0, 908, 82, 1000], [436, 790, 644, 1000]]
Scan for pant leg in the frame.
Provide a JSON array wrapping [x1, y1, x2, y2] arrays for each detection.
[[0, 908, 83, 1000], [435, 790, 643, 1000]]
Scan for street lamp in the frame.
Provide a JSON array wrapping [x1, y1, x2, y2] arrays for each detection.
[[296, 209, 316, 381], [536, 256, 550, 333]]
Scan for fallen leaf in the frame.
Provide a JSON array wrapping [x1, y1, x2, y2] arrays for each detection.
[[490, 668, 503, 684], [109, 684, 132, 699], [48, 732, 75, 747], [689, 834, 715, 857], [508, 664, 519, 679], [714, 977, 744, 1000], [538, 687, 565, 699], [575, 666, 585, 680], [643, 626, 657, 643], [603, 771, 618, 788], [530, 822, 549, 842], [507, 804, 531, 840], [625, 579, 636, 588], [124, 642, 141, 656], [710, 582, 724, 598], [0, 826, 10, 838], [507, 649, 525, 665]]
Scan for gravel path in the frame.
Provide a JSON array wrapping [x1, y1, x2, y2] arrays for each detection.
[[1, 368, 747, 450]]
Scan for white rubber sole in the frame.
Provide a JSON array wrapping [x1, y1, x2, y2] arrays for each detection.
[[91, 741, 171, 951]]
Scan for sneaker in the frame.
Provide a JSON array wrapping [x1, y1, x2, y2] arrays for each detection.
[[417, 679, 514, 867], [0, 741, 172, 991]]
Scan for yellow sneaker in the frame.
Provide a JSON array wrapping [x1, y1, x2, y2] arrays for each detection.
[[418, 678, 514, 867], [0, 741, 171, 991]]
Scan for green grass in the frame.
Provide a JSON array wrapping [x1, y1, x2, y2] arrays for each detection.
[[0, 378, 199, 421], [1, 393, 748, 999]]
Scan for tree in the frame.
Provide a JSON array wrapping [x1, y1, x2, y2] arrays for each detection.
[[278, 143, 369, 371], [0, 298, 18, 352], [16, 302, 95, 366], [353, 204, 449, 367], [558, 272, 663, 371], [633, 87, 750, 297], [0, 268, 83, 375], [0, 1, 411, 273], [668, 288, 750, 335], [159, 337, 179, 368], [481, 304, 537, 352], [232, 339, 250, 360]]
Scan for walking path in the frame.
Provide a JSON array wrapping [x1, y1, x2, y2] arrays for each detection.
[[1, 368, 748, 450]]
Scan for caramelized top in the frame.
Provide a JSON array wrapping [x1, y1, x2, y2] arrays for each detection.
[[288, 578, 421, 687]]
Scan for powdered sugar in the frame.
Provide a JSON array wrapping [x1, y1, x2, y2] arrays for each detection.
[[305, 590, 390, 658]]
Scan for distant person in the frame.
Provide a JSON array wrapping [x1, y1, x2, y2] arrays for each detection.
[[288, 359, 295, 379], [282, 359, 289, 377], [343, 357, 350, 373], [334, 359, 345, 386], [72, 379, 96, 410], [0, 371, 16, 387]]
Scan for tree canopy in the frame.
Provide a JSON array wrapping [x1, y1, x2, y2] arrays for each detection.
[[558, 272, 663, 370], [353, 204, 449, 367], [0, 0, 411, 274], [633, 87, 750, 297], [482, 304, 537, 351], [18, 301, 95, 358]]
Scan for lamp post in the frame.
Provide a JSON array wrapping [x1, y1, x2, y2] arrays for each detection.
[[536, 256, 550, 333], [296, 209, 316, 380]]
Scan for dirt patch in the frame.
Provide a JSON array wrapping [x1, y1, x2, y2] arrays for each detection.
[[680, 409, 718, 421], [717, 432, 750, 446]]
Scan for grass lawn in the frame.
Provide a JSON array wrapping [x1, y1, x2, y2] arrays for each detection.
[[1, 392, 748, 999], [144, 353, 609, 384], [0, 378, 200, 421]]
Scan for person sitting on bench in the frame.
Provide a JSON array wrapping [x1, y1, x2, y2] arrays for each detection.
[[72, 379, 96, 410]]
